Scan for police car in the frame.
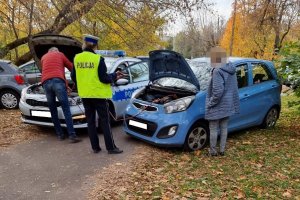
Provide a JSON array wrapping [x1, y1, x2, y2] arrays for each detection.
[[19, 34, 149, 128]]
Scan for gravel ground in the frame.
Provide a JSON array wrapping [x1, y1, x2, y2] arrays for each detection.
[[0, 109, 45, 148]]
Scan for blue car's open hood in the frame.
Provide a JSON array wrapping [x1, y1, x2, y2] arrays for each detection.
[[149, 50, 200, 90]]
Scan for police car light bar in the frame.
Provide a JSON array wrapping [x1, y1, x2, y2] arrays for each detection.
[[95, 50, 126, 57]]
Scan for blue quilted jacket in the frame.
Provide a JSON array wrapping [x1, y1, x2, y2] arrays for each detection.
[[205, 63, 240, 120]]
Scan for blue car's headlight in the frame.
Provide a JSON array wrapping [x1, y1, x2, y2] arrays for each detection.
[[164, 96, 195, 114]]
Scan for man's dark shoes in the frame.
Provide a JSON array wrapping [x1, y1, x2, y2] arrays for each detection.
[[108, 148, 123, 154], [219, 152, 225, 156], [58, 135, 65, 141], [93, 148, 102, 153], [69, 136, 81, 143]]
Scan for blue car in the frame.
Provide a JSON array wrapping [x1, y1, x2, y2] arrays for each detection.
[[123, 50, 281, 151]]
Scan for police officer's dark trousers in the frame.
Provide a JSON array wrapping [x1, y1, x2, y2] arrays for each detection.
[[82, 98, 117, 151]]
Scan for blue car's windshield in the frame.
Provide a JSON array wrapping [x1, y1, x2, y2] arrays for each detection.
[[154, 60, 211, 92]]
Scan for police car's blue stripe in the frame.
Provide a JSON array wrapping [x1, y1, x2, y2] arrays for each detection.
[[112, 87, 139, 101]]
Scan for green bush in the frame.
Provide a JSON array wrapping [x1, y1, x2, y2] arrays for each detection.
[[276, 41, 300, 111]]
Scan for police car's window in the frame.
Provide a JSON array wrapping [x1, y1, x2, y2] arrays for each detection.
[[252, 63, 273, 84], [117, 64, 126, 71], [19, 63, 39, 74], [236, 64, 248, 88], [104, 59, 115, 71], [128, 62, 149, 82]]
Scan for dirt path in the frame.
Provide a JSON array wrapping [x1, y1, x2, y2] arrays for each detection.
[[0, 114, 143, 200], [0, 110, 43, 147]]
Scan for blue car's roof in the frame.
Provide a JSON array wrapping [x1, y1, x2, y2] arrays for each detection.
[[192, 56, 268, 63], [191, 57, 273, 66]]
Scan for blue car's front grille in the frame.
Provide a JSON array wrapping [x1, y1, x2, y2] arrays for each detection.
[[125, 115, 157, 137], [26, 99, 60, 107]]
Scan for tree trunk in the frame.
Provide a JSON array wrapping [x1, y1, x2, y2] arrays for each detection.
[[274, 31, 281, 55], [0, 0, 97, 65]]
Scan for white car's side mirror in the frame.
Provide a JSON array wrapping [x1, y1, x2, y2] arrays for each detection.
[[116, 78, 129, 85]]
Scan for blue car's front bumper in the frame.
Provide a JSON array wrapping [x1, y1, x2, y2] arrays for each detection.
[[123, 100, 204, 147]]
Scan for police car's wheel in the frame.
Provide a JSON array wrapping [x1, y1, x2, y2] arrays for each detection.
[[0, 90, 20, 109], [184, 122, 209, 151], [261, 107, 279, 129]]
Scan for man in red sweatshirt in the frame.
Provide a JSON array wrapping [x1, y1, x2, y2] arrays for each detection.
[[41, 47, 81, 143]]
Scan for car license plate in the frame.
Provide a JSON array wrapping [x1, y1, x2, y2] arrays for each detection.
[[129, 120, 147, 130], [31, 110, 51, 118]]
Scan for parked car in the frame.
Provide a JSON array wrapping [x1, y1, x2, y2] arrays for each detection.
[[0, 59, 28, 109], [19, 34, 148, 128], [123, 50, 282, 151], [19, 60, 86, 85], [134, 56, 149, 62], [18, 60, 41, 84]]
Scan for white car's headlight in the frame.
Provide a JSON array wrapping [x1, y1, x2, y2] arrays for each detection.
[[20, 88, 27, 102], [164, 96, 195, 114], [68, 97, 82, 106]]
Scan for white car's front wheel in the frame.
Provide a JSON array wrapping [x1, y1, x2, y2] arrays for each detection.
[[0, 90, 20, 109]]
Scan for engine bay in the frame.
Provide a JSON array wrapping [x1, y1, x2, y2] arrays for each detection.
[[137, 86, 195, 104], [27, 83, 77, 97]]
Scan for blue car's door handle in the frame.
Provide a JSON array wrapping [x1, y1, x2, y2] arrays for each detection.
[[240, 94, 249, 101]]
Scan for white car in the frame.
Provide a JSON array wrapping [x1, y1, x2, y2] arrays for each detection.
[[19, 34, 149, 128]]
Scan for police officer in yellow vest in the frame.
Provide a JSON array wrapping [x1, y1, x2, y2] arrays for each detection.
[[71, 34, 124, 154]]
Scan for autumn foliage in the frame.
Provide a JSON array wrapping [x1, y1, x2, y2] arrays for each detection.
[[220, 0, 299, 60]]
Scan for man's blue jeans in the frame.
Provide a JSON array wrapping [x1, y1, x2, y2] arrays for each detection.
[[43, 78, 76, 138]]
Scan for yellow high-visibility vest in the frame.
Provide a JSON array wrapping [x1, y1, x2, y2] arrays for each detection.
[[74, 51, 112, 98]]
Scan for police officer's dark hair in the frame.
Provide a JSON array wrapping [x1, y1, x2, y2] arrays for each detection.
[[82, 42, 97, 50]]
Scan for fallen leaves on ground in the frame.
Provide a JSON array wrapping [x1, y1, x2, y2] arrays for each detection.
[[0, 109, 44, 148], [89, 95, 300, 199]]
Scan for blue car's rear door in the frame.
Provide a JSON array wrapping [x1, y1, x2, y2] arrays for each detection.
[[229, 61, 281, 131], [243, 61, 281, 124]]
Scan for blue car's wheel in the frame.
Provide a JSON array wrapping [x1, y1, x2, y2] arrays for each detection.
[[261, 107, 279, 129], [184, 123, 209, 151]]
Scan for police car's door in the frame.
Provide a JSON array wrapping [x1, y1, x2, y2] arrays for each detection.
[[112, 62, 149, 119]]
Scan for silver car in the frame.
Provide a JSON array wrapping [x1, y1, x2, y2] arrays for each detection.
[[18, 60, 41, 85], [0, 59, 28, 109], [19, 34, 149, 128]]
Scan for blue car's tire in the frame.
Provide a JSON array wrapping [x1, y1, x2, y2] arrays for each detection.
[[261, 107, 279, 129], [184, 122, 209, 151]]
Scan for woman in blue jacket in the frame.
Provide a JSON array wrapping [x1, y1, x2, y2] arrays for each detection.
[[205, 47, 240, 156]]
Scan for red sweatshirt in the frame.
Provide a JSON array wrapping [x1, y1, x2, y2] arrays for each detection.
[[41, 51, 73, 84]]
